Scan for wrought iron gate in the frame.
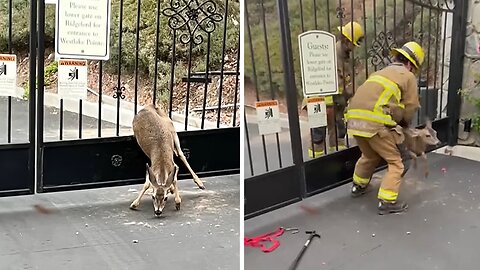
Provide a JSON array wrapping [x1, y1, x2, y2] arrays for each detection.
[[244, 0, 467, 218], [0, 0, 240, 196]]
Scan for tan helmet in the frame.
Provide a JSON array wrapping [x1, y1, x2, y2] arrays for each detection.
[[391, 41, 425, 69], [337, 21, 364, 46]]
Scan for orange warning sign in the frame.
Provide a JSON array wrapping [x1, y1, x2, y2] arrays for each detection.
[[59, 60, 87, 66], [307, 96, 325, 103], [0, 55, 15, 61], [255, 100, 279, 108]]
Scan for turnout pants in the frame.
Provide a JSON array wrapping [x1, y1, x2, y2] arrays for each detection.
[[352, 129, 410, 202], [309, 96, 347, 155]]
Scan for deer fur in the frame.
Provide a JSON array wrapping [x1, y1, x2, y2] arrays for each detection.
[[402, 120, 440, 178], [129, 104, 205, 216]]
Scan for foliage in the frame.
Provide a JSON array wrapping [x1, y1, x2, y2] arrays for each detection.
[[45, 61, 58, 86], [459, 74, 480, 133]]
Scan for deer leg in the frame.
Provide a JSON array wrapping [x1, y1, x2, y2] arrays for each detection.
[[421, 152, 429, 178], [408, 151, 418, 169], [130, 178, 151, 210], [173, 133, 205, 190], [172, 166, 181, 210]]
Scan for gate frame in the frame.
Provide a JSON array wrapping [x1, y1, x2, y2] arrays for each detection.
[[245, 0, 468, 219]]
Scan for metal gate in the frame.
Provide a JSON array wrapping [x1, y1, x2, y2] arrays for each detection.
[[244, 0, 468, 218], [0, 0, 240, 196]]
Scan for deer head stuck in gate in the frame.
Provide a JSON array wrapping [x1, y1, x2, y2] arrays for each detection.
[[403, 119, 440, 178]]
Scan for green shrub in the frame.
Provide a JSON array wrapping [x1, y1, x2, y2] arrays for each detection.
[[459, 74, 480, 133]]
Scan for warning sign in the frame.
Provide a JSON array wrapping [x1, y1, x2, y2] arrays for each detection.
[[0, 54, 17, 97], [307, 96, 327, 128], [55, 0, 112, 60], [256, 100, 281, 135], [58, 59, 88, 100]]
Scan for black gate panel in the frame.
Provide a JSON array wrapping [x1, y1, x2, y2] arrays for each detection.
[[305, 147, 361, 195], [40, 127, 239, 192], [0, 144, 33, 197], [245, 166, 302, 219], [40, 136, 148, 192], [175, 127, 240, 179]]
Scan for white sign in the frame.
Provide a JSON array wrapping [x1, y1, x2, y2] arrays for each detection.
[[58, 59, 88, 100], [298, 30, 338, 97], [0, 54, 17, 97], [55, 0, 112, 60], [256, 100, 281, 135], [45, 0, 57, 4], [306, 97, 327, 128]]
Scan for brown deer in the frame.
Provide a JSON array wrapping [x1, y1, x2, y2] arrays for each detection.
[[129, 104, 205, 216], [402, 120, 440, 178]]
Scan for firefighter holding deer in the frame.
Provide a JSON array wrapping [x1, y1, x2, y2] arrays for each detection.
[[345, 41, 425, 215]]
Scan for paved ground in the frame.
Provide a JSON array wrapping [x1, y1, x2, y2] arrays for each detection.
[[245, 153, 480, 269], [0, 174, 240, 270]]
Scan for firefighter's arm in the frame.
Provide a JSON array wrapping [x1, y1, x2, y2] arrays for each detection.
[[400, 74, 420, 126]]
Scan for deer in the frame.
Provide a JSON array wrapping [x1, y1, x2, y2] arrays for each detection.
[[402, 119, 440, 178], [129, 104, 205, 217]]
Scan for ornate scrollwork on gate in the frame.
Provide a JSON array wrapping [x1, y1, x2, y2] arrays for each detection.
[[368, 31, 398, 70], [405, 0, 454, 12], [111, 154, 123, 167], [162, 0, 224, 46], [113, 86, 126, 99], [336, 7, 345, 19]]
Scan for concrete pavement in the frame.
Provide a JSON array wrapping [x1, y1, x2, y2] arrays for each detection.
[[245, 153, 480, 269], [0, 174, 240, 270]]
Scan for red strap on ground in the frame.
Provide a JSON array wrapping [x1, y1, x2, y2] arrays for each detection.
[[244, 227, 285, 253]]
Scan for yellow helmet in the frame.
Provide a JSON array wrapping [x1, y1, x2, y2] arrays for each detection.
[[337, 22, 364, 46], [391, 41, 425, 70]]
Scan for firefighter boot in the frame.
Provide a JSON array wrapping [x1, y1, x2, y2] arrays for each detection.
[[378, 200, 408, 215], [309, 127, 326, 158], [308, 143, 325, 158], [351, 183, 368, 198]]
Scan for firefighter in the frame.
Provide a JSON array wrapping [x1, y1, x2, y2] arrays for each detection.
[[302, 21, 364, 158], [344, 41, 425, 215]]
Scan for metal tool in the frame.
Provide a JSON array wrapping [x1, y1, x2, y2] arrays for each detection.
[[289, 230, 321, 270], [283, 227, 300, 234]]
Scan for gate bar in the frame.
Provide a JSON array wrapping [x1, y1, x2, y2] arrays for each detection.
[[36, 0, 46, 192], [28, 0, 37, 194], [276, 0, 306, 197], [447, 0, 468, 146]]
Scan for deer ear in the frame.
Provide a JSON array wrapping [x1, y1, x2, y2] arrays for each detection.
[[146, 164, 160, 188]]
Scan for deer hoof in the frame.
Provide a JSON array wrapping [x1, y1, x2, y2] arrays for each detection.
[[129, 202, 139, 210], [175, 203, 181, 211], [196, 181, 206, 190]]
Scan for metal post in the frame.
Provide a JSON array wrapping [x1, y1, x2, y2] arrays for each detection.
[[29, 0, 38, 194], [276, 0, 306, 197], [446, 0, 468, 146], [36, 0, 46, 192]]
